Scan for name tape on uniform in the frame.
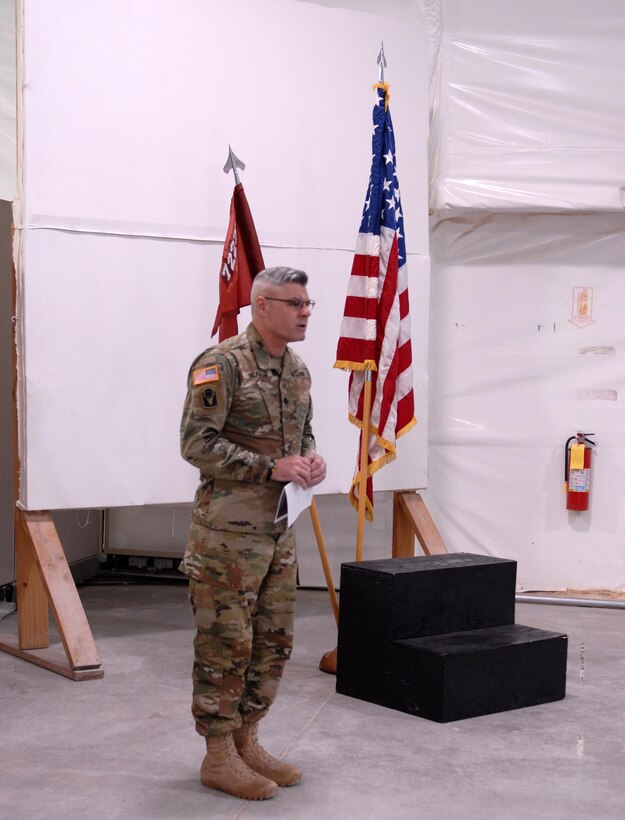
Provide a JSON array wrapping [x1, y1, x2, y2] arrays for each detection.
[[193, 365, 220, 386]]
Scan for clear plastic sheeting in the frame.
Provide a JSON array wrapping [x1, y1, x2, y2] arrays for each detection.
[[430, 0, 625, 213], [427, 1, 625, 592], [427, 213, 625, 592]]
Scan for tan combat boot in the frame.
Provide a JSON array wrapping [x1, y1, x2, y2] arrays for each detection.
[[233, 722, 302, 787], [200, 733, 278, 800]]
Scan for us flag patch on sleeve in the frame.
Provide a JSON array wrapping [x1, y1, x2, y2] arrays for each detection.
[[193, 365, 219, 386]]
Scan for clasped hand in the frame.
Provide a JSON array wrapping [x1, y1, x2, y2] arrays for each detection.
[[270, 454, 327, 489]]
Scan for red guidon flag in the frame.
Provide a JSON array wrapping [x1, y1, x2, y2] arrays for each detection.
[[334, 82, 416, 521], [211, 183, 265, 341]]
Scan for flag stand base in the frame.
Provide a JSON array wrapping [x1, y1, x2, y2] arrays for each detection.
[[319, 646, 337, 675]]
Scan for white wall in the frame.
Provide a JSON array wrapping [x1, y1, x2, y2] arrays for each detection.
[[15, 0, 430, 512]]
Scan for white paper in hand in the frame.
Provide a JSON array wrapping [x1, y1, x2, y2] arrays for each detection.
[[274, 482, 313, 527]]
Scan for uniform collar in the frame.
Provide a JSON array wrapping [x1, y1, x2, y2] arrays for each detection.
[[246, 323, 286, 372]]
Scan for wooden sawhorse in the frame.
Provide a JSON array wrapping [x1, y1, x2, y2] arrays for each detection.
[[0, 510, 103, 680], [392, 491, 448, 558]]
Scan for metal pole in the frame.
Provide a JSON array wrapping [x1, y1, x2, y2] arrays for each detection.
[[377, 42, 387, 83], [516, 594, 625, 610], [223, 145, 245, 185]]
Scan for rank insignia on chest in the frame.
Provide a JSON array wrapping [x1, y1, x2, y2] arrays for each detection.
[[193, 365, 219, 386], [201, 387, 218, 408]]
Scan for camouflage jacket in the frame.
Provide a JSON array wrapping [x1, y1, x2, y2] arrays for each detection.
[[180, 323, 315, 535]]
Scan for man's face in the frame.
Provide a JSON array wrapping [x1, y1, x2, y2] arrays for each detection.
[[260, 283, 312, 345]]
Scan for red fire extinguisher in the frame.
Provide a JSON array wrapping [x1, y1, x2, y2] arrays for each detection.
[[564, 433, 596, 511]]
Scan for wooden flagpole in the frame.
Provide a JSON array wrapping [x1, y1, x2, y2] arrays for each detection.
[[309, 499, 339, 625], [321, 47, 450, 674], [355, 369, 373, 562], [319, 370, 373, 675]]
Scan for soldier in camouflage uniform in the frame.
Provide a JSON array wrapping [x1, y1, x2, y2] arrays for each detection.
[[180, 266, 326, 801]]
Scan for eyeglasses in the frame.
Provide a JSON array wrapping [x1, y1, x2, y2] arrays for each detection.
[[264, 297, 316, 311]]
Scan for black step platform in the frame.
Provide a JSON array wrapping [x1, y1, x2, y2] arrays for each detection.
[[336, 553, 568, 723]]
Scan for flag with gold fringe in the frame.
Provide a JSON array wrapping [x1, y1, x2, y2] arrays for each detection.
[[334, 82, 416, 520]]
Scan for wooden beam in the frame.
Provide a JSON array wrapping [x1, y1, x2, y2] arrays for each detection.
[[23, 511, 102, 670], [392, 491, 448, 558], [15, 511, 48, 649], [0, 636, 103, 681], [392, 492, 417, 558], [0, 510, 103, 680]]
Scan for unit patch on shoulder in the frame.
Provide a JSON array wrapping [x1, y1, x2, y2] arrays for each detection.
[[201, 387, 218, 409], [193, 365, 219, 386]]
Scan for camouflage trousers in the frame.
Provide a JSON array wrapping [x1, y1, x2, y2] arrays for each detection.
[[187, 525, 297, 737]]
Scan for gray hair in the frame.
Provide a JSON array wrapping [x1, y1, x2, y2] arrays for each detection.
[[250, 266, 308, 308]]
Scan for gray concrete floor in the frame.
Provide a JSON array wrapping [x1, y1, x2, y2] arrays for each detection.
[[1, 582, 624, 819]]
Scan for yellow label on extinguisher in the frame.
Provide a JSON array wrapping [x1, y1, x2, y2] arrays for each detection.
[[569, 444, 585, 470]]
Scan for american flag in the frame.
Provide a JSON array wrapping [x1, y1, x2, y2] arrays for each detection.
[[334, 82, 416, 520]]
